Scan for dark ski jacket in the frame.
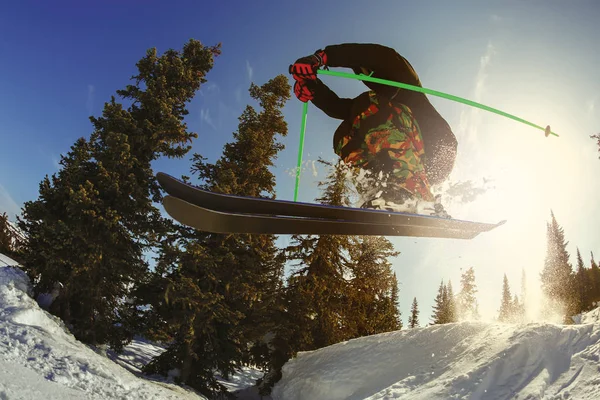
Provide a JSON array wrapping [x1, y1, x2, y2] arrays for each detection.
[[309, 43, 457, 185]]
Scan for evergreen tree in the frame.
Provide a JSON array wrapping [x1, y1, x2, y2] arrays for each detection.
[[458, 267, 479, 320], [539, 211, 577, 321], [389, 272, 402, 330], [575, 248, 590, 312], [446, 280, 457, 323], [441, 283, 449, 322], [431, 280, 446, 324], [284, 159, 353, 348], [18, 40, 221, 349], [143, 75, 290, 397], [511, 294, 521, 322], [592, 133, 600, 158], [584, 133, 600, 305], [498, 274, 513, 322], [344, 235, 401, 337], [258, 159, 355, 395], [473, 302, 481, 320], [589, 252, 600, 307], [408, 297, 420, 328], [0, 212, 25, 261], [521, 268, 527, 317], [0, 212, 13, 255]]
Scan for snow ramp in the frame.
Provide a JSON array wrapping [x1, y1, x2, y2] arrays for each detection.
[[272, 313, 600, 400]]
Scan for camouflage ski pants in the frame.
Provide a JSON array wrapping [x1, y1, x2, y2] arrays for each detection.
[[334, 92, 434, 202]]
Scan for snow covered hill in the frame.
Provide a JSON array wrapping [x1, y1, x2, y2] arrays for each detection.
[[272, 313, 600, 400], [0, 262, 209, 399], [0, 257, 264, 399], [2, 255, 600, 400]]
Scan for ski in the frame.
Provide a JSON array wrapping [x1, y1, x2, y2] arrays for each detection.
[[162, 195, 505, 239], [156, 172, 506, 234]]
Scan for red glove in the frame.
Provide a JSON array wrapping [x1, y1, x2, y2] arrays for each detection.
[[289, 49, 327, 81], [294, 80, 314, 102]]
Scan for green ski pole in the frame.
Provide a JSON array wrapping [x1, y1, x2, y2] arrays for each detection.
[[318, 69, 558, 137], [293, 102, 309, 202]]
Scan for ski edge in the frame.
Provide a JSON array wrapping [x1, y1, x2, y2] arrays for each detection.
[[163, 196, 505, 239], [156, 172, 505, 230]]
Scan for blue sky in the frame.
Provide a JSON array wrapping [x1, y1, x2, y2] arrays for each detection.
[[1, 0, 599, 324]]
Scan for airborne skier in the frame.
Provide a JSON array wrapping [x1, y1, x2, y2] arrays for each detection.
[[289, 43, 458, 217]]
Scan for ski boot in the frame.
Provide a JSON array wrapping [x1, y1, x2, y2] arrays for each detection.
[[415, 194, 452, 219], [359, 185, 419, 214]]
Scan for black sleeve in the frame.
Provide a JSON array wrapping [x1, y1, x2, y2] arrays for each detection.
[[307, 79, 353, 120], [323, 43, 422, 87]]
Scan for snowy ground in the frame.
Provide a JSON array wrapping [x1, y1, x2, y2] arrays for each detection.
[[0, 264, 205, 399], [0, 257, 263, 399], [2, 253, 600, 400], [272, 313, 600, 400], [0, 252, 19, 267]]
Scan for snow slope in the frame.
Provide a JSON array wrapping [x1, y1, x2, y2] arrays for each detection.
[[3, 255, 600, 400], [0, 264, 207, 399], [0, 252, 20, 267], [273, 315, 600, 399]]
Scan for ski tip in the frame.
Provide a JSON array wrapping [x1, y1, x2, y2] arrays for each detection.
[[156, 171, 170, 180], [544, 125, 551, 137], [156, 171, 177, 187]]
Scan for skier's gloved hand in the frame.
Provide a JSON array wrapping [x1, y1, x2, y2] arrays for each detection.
[[294, 80, 314, 102], [289, 49, 327, 81]]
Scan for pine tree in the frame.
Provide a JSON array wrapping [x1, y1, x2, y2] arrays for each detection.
[[575, 248, 590, 312], [0, 212, 25, 260], [284, 159, 353, 348], [473, 301, 481, 320], [344, 235, 401, 337], [521, 268, 527, 318], [539, 211, 577, 321], [18, 39, 221, 349], [446, 280, 457, 323], [441, 283, 449, 322], [0, 212, 13, 255], [143, 75, 290, 397], [458, 267, 479, 320], [589, 252, 600, 307], [431, 280, 446, 324], [258, 159, 356, 395], [511, 294, 521, 322], [592, 133, 600, 159], [498, 274, 513, 322], [408, 297, 420, 328], [388, 272, 403, 330]]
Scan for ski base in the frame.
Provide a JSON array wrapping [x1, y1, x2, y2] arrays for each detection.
[[156, 172, 506, 234], [163, 196, 505, 239]]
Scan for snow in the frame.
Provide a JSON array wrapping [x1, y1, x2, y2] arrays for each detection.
[[0, 252, 20, 267], [572, 306, 600, 325], [107, 337, 168, 375], [0, 259, 265, 399], [0, 264, 207, 399], [217, 366, 265, 394], [3, 255, 600, 400], [272, 314, 600, 400], [0, 360, 87, 399]]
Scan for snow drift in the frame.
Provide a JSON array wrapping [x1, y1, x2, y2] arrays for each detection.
[[0, 263, 206, 399], [273, 313, 600, 399]]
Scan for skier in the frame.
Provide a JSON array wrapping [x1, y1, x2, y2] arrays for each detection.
[[289, 43, 457, 217]]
